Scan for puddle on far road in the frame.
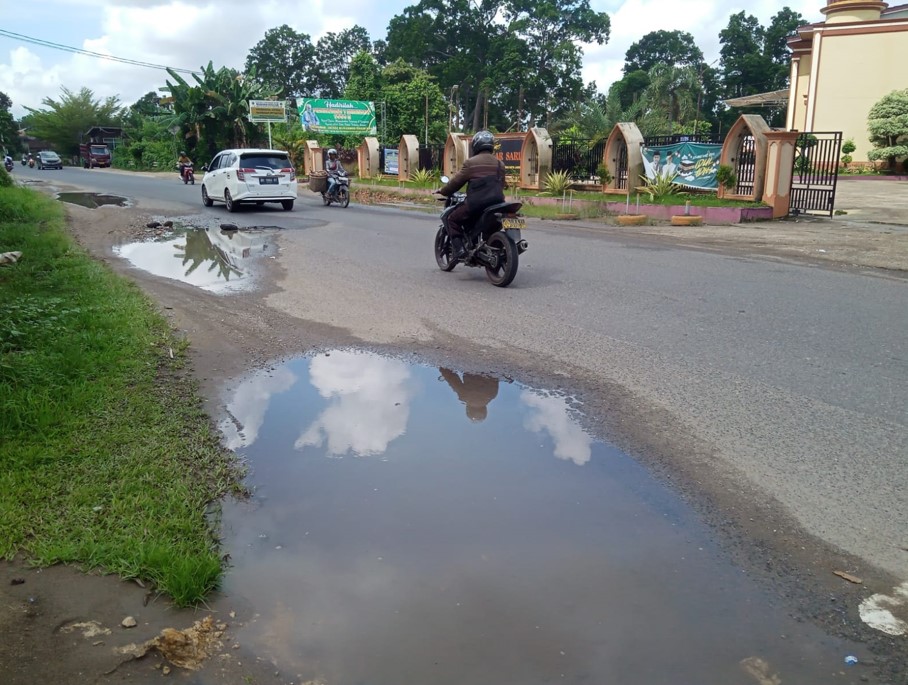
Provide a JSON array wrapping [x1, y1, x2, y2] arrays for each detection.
[[114, 227, 275, 293], [56, 191, 129, 208], [218, 350, 864, 685]]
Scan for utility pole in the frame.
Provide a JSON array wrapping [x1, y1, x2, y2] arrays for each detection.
[[517, 86, 524, 132], [424, 92, 429, 146]]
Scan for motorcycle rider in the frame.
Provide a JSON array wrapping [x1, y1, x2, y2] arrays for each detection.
[[325, 148, 345, 198], [4, 153, 13, 170], [436, 130, 506, 260], [177, 151, 192, 182]]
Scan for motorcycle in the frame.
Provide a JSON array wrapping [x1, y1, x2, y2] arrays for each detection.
[[433, 176, 528, 288], [4, 160, 13, 173], [20, 157, 26, 166], [27, 157, 35, 168], [178, 163, 195, 185], [322, 171, 350, 208]]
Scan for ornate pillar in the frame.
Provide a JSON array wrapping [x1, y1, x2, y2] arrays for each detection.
[[763, 132, 801, 219]]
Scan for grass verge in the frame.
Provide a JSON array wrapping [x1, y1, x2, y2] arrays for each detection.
[[0, 186, 244, 606]]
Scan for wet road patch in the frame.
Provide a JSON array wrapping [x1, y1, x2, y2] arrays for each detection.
[[57, 192, 129, 208], [114, 226, 276, 293], [216, 350, 865, 685]]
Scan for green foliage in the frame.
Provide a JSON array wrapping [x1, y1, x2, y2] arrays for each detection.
[[543, 169, 572, 196], [409, 167, 438, 187], [380, 60, 448, 144], [866, 89, 908, 168], [716, 164, 737, 190], [0, 187, 242, 606], [23, 87, 122, 157], [639, 63, 701, 135], [636, 172, 679, 200], [0, 91, 20, 156], [841, 139, 856, 155], [595, 163, 612, 186], [0, 165, 12, 188], [624, 30, 704, 74]]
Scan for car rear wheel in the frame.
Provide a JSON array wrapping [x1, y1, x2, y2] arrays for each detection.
[[225, 189, 237, 213], [202, 185, 213, 207], [281, 200, 294, 211]]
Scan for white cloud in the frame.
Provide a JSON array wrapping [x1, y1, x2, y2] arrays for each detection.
[[521, 390, 593, 466], [219, 366, 298, 450], [295, 351, 413, 458]]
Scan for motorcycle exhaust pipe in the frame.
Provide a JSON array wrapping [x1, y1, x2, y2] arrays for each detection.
[[517, 240, 529, 254]]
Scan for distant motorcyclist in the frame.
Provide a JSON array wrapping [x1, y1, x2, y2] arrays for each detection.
[[436, 130, 506, 260], [325, 148, 345, 198], [177, 151, 192, 181]]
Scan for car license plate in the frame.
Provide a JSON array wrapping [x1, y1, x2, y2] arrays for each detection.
[[501, 217, 526, 229], [259, 176, 278, 185]]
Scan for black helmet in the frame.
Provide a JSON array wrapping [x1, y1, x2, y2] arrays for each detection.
[[471, 130, 495, 155]]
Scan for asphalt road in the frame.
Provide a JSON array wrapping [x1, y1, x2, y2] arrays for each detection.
[[21, 166, 908, 586]]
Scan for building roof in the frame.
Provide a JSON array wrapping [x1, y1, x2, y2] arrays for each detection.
[[724, 89, 790, 108], [84, 126, 123, 139]]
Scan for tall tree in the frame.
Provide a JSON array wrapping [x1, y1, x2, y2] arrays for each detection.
[[623, 30, 704, 74], [638, 64, 701, 135], [380, 60, 448, 143], [719, 11, 770, 99], [244, 25, 317, 98], [311, 26, 373, 98], [0, 91, 20, 156], [344, 51, 383, 103], [764, 8, 805, 90], [23, 87, 122, 156]]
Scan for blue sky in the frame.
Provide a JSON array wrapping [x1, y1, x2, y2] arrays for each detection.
[[0, 0, 822, 117]]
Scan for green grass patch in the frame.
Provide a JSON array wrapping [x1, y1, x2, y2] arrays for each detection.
[[0, 186, 243, 606]]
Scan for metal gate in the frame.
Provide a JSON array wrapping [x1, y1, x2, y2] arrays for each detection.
[[789, 132, 842, 217], [734, 135, 756, 197], [615, 141, 629, 190]]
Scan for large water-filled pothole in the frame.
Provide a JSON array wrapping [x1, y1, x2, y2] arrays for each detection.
[[56, 192, 129, 208], [114, 226, 276, 293], [216, 350, 863, 685]]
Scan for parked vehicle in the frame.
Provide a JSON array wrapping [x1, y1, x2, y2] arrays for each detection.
[[200, 148, 296, 212], [79, 143, 111, 168], [37, 151, 63, 170], [178, 162, 195, 185], [433, 176, 528, 287]]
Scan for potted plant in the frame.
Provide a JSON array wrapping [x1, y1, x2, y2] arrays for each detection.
[[716, 164, 737, 198]]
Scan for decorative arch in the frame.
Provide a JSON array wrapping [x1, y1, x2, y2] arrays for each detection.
[[304, 140, 323, 176], [602, 123, 644, 195], [519, 128, 553, 189], [443, 133, 471, 178], [357, 137, 379, 178], [398, 135, 419, 182], [718, 114, 771, 201]]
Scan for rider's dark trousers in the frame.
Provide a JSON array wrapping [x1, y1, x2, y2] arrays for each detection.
[[446, 203, 473, 237]]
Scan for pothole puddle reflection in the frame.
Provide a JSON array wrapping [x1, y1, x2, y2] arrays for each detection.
[[114, 227, 276, 293], [217, 350, 862, 685]]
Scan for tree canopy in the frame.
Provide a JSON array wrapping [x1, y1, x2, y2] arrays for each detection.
[[23, 87, 122, 156], [867, 89, 908, 169], [624, 31, 704, 74]]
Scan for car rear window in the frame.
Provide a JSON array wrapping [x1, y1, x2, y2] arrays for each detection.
[[240, 154, 290, 169]]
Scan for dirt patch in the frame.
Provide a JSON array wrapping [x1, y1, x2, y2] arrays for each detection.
[[4, 188, 906, 683]]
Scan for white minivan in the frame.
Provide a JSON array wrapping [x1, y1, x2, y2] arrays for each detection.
[[201, 148, 297, 212]]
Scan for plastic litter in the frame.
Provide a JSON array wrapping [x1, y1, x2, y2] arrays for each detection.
[[844, 655, 858, 665]]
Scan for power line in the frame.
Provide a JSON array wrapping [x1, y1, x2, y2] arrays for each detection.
[[0, 29, 198, 75]]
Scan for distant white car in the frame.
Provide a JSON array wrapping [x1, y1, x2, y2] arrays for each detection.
[[200, 148, 297, 212]]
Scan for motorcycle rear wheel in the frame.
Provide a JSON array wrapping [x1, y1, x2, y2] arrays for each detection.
[[484, 231, 519, 287], [434, 226, 458, 272], [322, 193, 330, 206], [338, 188, 350, 208]]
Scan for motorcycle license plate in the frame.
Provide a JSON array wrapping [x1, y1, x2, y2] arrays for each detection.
[[501, 217, 526, 229], [259, 177, 278, 185]]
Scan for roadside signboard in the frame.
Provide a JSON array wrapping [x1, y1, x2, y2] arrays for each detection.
[[248, 100, 288, 123], [299, 98, 377, 136], [383, 148, 399, 175], [641, 142, 722, 190]]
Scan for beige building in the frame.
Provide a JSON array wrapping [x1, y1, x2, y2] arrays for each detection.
[[786, 0, 908, 162]]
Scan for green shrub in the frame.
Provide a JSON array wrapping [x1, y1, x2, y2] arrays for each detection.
[[595, 163, 612, 186], [543, 170, 572, 196], [409, 167, 438, 187], [716, 164, 737, 191], [0, 166, 12, 188], [636, 173, 679, 201]]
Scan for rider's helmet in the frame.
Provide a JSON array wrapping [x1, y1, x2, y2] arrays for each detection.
[[327, 148, 338, 158], [471, 130, 495, 155], [179, 150, 186, 156]]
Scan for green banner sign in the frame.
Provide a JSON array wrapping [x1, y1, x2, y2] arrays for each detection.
[[642, 142, 723, 190], [298, 99, 377, 136]]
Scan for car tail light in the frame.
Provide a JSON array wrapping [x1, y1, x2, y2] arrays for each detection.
[[281, 167, 295, 181], [236, 167, 255, 181]]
